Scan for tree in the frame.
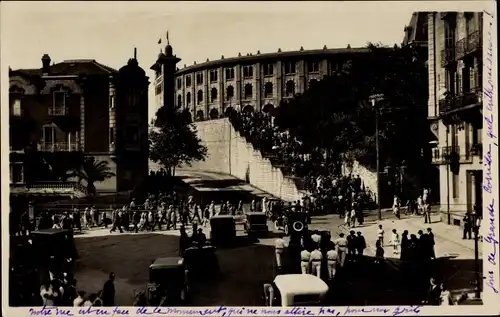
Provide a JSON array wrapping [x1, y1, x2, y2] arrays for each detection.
[[149, 104, 207, 176], [275, 43, 429, 194], [73, 157, 116, 196]]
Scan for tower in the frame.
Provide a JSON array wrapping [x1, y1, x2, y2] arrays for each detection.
[[150, 33, 181, 116]]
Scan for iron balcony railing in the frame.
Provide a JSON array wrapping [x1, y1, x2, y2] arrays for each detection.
[[38, 142, 79, 152], [441, 47, 456, 67], [432, 146, 460, 164], [438, 87, 482, 114], [48, 107, 67, 116], [456, 30, 482, 60]]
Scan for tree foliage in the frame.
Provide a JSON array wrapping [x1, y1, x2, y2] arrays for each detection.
[[275, 43, 429, 187], [149, 105, 207, 176], [73, 157, 116, 196]]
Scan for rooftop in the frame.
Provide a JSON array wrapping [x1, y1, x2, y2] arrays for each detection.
[[11, 59, 117, 78]]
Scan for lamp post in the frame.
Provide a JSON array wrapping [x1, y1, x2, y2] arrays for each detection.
[[472, 211, 482, 299], [370, 94, 384, 221]]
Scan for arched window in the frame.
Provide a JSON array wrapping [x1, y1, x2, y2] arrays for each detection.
[[226, 85, 234, 101], [196, 110, 204, 121], [211, 87, 218, 102], [244, 84, 253, 99], [285, 80, 295, 97], [264, 82, 273, 98], [186, 92, 191, 105], [210, 108, 219, 119], [197, 90, 203, 104], [177, 95, 182, 107], [309, 79, 318, 89]]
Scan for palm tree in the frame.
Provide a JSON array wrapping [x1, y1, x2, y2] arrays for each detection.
[[73, 157, 115, 196]]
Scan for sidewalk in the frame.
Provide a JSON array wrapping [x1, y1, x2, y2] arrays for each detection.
[[338, 214, 481, 261]]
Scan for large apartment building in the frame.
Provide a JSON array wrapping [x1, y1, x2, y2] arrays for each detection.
[[9, 52, 150, 200], [427, 12, 483, 223]]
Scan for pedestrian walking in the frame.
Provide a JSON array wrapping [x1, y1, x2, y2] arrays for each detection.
[[423, 203, 431, 223], [355, 231, 366, 258], [374, 240, 385, 265], [349, 208, 356, 228], [334, 233, 348, 268], [377, 224, 385, 246], [462, 213, 472, 239], [346, 230, 356, 257], [274, 235, 287, 272], [102, 272, 116, 307], [427, 228, 436, 259], [300, 247, 311, 274], [310, 246, 323, 278], [326, 246, 338, 281], [390, 229, 400, 255], [400, 230, 409, 261]]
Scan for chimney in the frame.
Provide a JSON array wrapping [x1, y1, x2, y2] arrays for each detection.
[[134, 47, 137, 59], [42, 54, 51, 74]]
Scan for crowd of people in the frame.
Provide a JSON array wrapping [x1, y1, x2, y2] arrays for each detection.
[[228, 111, 376, 215]]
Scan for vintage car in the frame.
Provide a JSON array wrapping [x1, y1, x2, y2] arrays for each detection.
[[244, 212, 269, 236], [274, 211, 308, 236], [262, 274, 329, 307], [183, 244, 219, 277], [31, 229, 79, 268], [210, 215, 236, 245], [147, 257, 189, 306]]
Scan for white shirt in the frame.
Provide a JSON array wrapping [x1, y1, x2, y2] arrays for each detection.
[[311, 234, 321, 244], [377, 228, 385, 238], [274, 238, 287, 249], [311, 249, 323, 261], [391, 232, 400, 244], [73, 296, 85, 307], [300, 250, 311, 261], [326, 250, 338, 261], [82, 300, 93, 307], [334, 237, 347, 249]]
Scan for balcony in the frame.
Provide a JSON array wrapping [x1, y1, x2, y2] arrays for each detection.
[[38, 142, 79, 152], [440, 48, 456, 67], [456, 30, 482, 60], [432, 146, 460, 164], [439, 87, 482, 115], [469, 143, 483, 156], [48, 107, 67, 116]]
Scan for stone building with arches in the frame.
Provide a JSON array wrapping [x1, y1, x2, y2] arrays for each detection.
[[152, 43, 373, 121]]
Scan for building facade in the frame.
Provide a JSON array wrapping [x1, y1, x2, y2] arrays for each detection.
[[152, 43, 372, 120], [9, 52, 150, 195], [427, 12, 483, 222]]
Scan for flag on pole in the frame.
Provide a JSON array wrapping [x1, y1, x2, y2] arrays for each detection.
[[166, 31, 169, 44], [158, 38, 162, 44]]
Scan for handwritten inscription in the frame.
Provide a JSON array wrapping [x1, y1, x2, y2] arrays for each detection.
[[482, 11, 499, 297], [28, 306, 424, 317]]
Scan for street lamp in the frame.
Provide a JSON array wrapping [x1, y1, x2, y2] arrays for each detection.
[[471, 211, 482, 299], [370, 93, 384, 221]]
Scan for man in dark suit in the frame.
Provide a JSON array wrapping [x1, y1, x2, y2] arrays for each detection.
[[427, 228, 436, 259], [102, 272, 116, 306], [424, 277, 442, 305], [462, 213, 472, 239]]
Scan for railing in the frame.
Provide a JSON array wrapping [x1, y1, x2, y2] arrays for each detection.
[[38, 142, 79, 152], [441, 47, 456, 67], [432, 146, 460, 164], [48, 107, 67, 116], [456, 30, 482, 60], [10, 181, 88, 196], [438, 88, 481, 114]]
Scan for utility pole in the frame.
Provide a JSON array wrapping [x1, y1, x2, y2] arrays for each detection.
[[370, 93, 384, 221]]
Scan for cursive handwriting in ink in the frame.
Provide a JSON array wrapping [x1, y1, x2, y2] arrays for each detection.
[[483, 144, 493, 193], [29, 306, 74, 316], [392, 306, 422, 316], [318, 307, 339, 316], [485, 114, 497, 143], [484, 200, 498, 267], [344, 306, 391, 315], [487, 271, 499, 293], [79, 306, 110, 316], [283, 307, 314, 316]]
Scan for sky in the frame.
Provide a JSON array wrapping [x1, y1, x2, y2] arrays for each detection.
[[1, 1, 494, 117]]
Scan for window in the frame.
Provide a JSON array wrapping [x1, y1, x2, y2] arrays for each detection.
[[125, 126, 139, 147], [109, 127, 115, 145], [177, 95, 182, 107], [263, 64, 274, 76], [243, 66, 253, 78], [444, 18, 456, 50], [452, 124, 459, 148], [285, 80, 295, 96], [284, 61, 296, 74], [452, 172, 459, 199], [43, 126, 55, 143], [155, 84, 163, 95], [186, 75, 192, 87], [177, 78, 182, 89], [462, 61, 472, 93], [12, 99, 22, 116], [210, 70, 218, 82], [225, 68, 235, 80], [445, 68, 457, 94], [187, 92, 191, 105], [11, 163, 23, 184], [211, 88, 218, 102], [226, 86, 234, 100], [264, 82, 273, 98], [196, 73, 204, 85], [197, 90, 203, 104], [53, 91, 66, 109], [308, 60, 319, 73], [244, 84, 253, 99]]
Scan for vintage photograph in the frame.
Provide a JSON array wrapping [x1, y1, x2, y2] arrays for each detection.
[[2, 1, 494, 310]]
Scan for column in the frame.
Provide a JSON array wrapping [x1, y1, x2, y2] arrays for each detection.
[[276, 61, 282, 102], [204, 70, 209, 115], [235, 65, 242, 109], [80, 94, 85, 151], [218, 67, 224, 114], [109, 75, 116, 153], [254, 62, 261, 111], [297, 60, 306, 94]]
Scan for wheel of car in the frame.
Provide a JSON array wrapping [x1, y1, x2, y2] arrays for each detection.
[[293, 221, 304, 232], [284, 224, 289, 235]]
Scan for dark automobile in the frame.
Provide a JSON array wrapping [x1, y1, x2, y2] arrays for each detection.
[[210, 215, 236, 245], [147, 257, 189, 306], [31, 229, 78, 267], [282, 212, 308, 236], [244, 212, 269, 236], [183, 244, 219, 277]]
